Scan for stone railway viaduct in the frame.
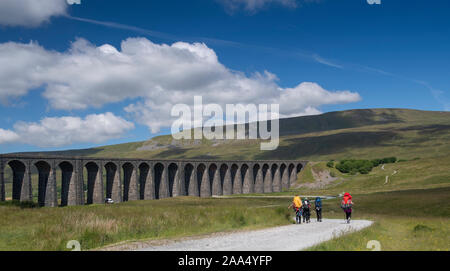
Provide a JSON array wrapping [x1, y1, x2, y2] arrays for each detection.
[[0, 154, 307, 207]]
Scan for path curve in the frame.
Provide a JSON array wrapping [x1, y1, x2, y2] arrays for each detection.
[[137, 219, 373, 251]]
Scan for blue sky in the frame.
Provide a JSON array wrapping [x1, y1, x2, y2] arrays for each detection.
[[0, 0, 449, 153]]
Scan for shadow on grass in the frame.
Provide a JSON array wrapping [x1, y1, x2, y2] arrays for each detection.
[[255, 131, 398, 160]]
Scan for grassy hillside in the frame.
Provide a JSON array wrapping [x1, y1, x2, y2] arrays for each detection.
[[10, 108, 450, 162], [292, 155, 450, 195]]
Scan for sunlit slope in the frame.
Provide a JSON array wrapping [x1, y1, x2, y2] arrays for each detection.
[[13, 108, 450, 162]]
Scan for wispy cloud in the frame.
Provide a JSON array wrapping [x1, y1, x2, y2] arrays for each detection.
[[413, 80, 450, 111], [217, 0, 298, 14], [312, 54, 343, 69], [352, 63, 449, 111], [64, 15, 342, 70], [65, 15, 179, 41]]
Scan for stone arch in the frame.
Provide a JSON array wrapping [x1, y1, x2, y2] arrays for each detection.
[[231, 164, 241, 194], [34, 161, 52, 207], [85, 161, 103, 204], [220, 164, 232, 196], [209, 163, 222, 196], [139, 162, 153, 200], [288, 163, 296, 188], [7, 160, 30, 201], [295, 163, 304, 183], [271, 164, 281, 192], [154, 163, 168, 199], [105, 162, 121, 203], [280, 163, 289, 191], [184, 163, 196, 196], [197, 163, 209, 197], [253, 164, 263, 194], [168, 163, 179, 197], [122, 162, 138, 202], [262, 164, 271, 193], [241, 164, 253, 194], [59, 161, 75, 206]]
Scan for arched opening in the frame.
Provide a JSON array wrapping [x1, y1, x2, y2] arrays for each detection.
[[295, 163, 303, 183], [270, 164, 278, 179], [105, 162, 119, 202], [34, 161, 51, 207], [59, 161, 74, 206], [288, 163, 296, 188], [184, 163, 195, 196], [241, 164, 251, 194], [271, 164, 281, 192], [262, 164, 271, 193], [280, 164, 288, 191], [139, 163, 150, 200], [122, 162, 138, 201], [220, 164, 231, 195], [253, 164, 263, 193], [85, 162, 101, 204], [197, 164, 208, 197], [231, 164, 240, 194], [7, 160, 27, 201], [154, 163, 164, 199], [209, 163, 221, 196], [168, 163, 178, 197]]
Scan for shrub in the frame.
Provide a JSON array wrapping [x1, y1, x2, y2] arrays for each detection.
[[381, 157, 397, 164], [326, 160, 334, 168], [336, 157, 399, 175], [371, 159, 382, 167]]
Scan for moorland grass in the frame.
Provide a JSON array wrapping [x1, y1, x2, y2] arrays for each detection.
[[0, 197, 291, 251], [308, 187, 450, 251]]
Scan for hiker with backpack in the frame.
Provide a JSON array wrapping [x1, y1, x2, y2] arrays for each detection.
[[341, 192, 353, 224], [315, 197, 323, 222], [302, 198, 311, 223], [288, 195, 303, 224]]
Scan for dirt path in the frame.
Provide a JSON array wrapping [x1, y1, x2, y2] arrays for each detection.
[[136, 219, 373, 251]]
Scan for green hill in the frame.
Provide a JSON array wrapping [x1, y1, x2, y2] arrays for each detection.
[[10, 108, 450, 162]]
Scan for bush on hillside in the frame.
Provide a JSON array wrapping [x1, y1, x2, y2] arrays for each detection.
[[381, 157, 397, 164], [326, 160, 334, 168], [335, 157, 397, 175]]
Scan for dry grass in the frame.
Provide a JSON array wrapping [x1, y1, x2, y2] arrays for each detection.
[[0, 197, 291, 251]]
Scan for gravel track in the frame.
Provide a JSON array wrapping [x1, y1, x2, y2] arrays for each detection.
[[138, 219, 373, 251]]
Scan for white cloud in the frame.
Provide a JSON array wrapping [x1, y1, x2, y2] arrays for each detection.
[[0, 0, 68, 27], [0, 113, 134, 147], [0, 129, 20, 144], [0, 37, 361, 134]]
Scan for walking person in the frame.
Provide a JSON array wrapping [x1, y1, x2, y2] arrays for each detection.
[[288, 195, 303, 224], [302, 198, 311, 223], [315, 197, 322, 222], [341, 192, 353, 224]]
